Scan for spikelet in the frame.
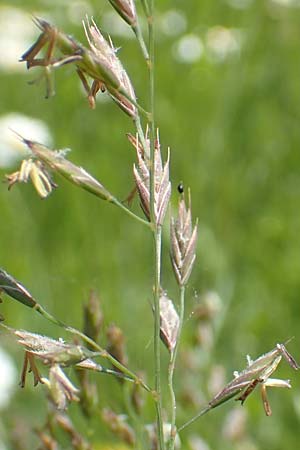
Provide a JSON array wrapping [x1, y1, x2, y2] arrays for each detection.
[[170, 190, 198, 286], [132, 129, 171, 225]]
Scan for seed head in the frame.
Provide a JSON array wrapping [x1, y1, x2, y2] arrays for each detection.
[[207, 343, 298, 415], [42, 364, 80, 410], [170, 190, 198, 286], [5, 158, 57, 198], [15, 329, 97, 366], [159, 291, 179, 354], [20, 17, 136, 116], [108, 0, 137, 27], [16, 137, 113, 202], [83, 18, 137, 117], [132, 129, 171, 225], [102, 408, 135, 445], [83, 290, 103, 345], [55, 414, 93, 450], [0, 268, 37, 308], [106, 324, 128, 377]]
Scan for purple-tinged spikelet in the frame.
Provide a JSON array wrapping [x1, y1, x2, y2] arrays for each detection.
[[170, 191, 198, 286]]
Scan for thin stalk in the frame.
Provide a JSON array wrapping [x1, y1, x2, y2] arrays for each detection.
[[177, 406, 211, 432], [114, 88, 149, 119], [77, 362, 135, 382], [153, 227, 165, 450], [140, 0, 150, 17], [132, 22, 149, 62], [34, 303, 152, 393], [167, 286, 185, 450], [147, 0, 165, 448], [111, 197, 152, 228], [134, 115, 150, 160], [148, 8, 155, 157]]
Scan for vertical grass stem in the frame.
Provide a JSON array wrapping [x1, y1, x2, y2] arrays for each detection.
[[147, 1, 166, 448], [167, 286, 185, 450]]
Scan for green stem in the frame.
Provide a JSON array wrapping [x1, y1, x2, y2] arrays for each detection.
[[167, 286, 185, 450], [116, 88, 149, 119], [147, 1, 165, 448], [133, 22, 149, 62], [111, 197, 152, 228], [148, 0, 156, 223], [153, 226, 165, 450], [177, 406, 211, 432], [34, 304, 152, 393], [134, 115, 150, 160], [140, 0, 150, 17]]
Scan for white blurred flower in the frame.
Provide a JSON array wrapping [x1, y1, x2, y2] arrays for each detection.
[[222, 407, 248, 441], [207, 364, 226, 398], [205, 26, 241, 62], [0, 346, 17, 409], [188, 435, 211, 450], [42, 364, 79, 410], [173, 34, 204, 64], [159, 10, 187, 37], [0, 113, 52, 168], [0, 6, 38, 72], [270, 0, 300, 6]]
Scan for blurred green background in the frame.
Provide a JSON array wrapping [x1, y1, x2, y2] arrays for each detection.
[[1, 0, 300, 449]]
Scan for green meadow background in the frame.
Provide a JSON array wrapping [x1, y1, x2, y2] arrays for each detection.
[[1, 0, 300, 449]]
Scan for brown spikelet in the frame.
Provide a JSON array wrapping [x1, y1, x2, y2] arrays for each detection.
[[102, 408, 136, 446], [42, 365, 80, 410], [108, 0, 137, 27], [170, 190, 198, 286], [159, 291, 179, 353], [83, 290, 103, 345], [83, 17, 137, 117], [55, 414, 93, 449], [20, 17, 136, 116], [132, 129, 171, 225], [106, 323, 128, 377]]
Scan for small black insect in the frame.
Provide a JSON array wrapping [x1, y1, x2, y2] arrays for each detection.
[[177, 182, 184, 194]]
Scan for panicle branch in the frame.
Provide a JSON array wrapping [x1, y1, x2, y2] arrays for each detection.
[[20, 17, 138, 117], [179, 343, 299, 432], [5, 136, 113, 201]]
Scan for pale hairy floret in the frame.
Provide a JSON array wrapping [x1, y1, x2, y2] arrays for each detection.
[[179, 343, 299, 432], [133, 129, 171, 225], [15, 329, 98, 366], [170, 191, 198, 286], [20, 17, 136, 116], [5, 158, 56, 198], [108, 0, 137, 27], [16, 137, 113, 202], [207, 343, 298, 416], [159, 292, 179, 354], [83, 17, 137, 117], [42, 364, 80, 410]]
